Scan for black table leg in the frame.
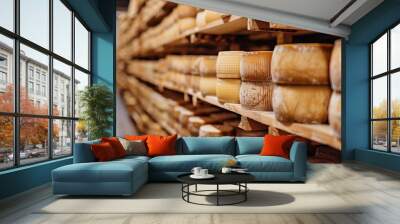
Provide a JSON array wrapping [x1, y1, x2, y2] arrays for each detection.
[[216, 184, 219, 206], [195, 184, 197, 192], [245, 183, 247, 201]]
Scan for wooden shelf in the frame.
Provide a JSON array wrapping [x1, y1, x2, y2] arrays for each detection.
[[136, 16, 311, 57], [133, 74, 341, 150]]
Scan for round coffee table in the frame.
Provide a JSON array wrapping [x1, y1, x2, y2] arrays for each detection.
[[177, 173, 255, 206]]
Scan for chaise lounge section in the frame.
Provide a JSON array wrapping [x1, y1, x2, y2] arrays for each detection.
[[52, 137, 307, 196]]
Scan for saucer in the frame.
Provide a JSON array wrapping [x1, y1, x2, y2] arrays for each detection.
[[190, 174, 215, 179]]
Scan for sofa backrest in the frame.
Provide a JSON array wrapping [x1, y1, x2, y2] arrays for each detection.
[[177, 137, 236, 155], [235, 137, 263, 155], [73, 139, 100, 163]]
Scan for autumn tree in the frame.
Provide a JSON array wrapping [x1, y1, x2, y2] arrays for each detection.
[[372, 99, 400, 143], [0, 84, 59, 152]]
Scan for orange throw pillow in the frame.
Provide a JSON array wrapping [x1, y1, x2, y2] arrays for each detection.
[[260, 135, 296, 159], [101, 137, 127, 158], [146, 135, 177, 157], [91, 142, 117, 161], [125, 135, 148, 141]]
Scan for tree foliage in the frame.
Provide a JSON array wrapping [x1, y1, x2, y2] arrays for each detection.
[[372, 99, 400, 141], [0, 85, 59, 151], [79, 84, 113, 140]]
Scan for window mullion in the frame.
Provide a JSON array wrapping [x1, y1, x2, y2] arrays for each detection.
[[71, 10, 76, 155], [48, 0, 54, 160], [388, 30, 391, 152], [13, 0, 20, 167]]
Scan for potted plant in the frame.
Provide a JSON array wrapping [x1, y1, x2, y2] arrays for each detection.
[[79, 84, 113, 140]]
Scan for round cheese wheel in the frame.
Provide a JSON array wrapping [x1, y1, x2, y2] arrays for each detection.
[[178, 18, 196, 33], [271, 43, 333, 85], [199, 56, 217, 77], [273, 85, 332, 123], [240, 81, 273, 111], [196, 10, 227, 27], [199, 124, 234, 137], [200, 77, 217, 95], [216, 51, 245, 79], [240, 51, 273, 81], [216, 78, 241, 103], [329, 91, 341, 137], [174, 5, 198, 19], [195, 11, 207, 27], [330, 39, 341, 92], [191, 75, 201, 91]]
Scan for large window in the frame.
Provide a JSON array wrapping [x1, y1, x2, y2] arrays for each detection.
[[371, 23, 400, 153], [0, 0, 91, 170]]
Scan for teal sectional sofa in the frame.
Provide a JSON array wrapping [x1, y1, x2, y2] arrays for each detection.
[[52, 137, 307, 196]]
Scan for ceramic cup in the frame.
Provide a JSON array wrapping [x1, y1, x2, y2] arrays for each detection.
[[200, 169, 208, 176], [221, 167, 232, 174], [191, 167, 202, 176]]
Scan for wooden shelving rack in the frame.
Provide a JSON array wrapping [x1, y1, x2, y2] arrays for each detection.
[[118, 1, 341, 150], [131, 74, 341, 150]]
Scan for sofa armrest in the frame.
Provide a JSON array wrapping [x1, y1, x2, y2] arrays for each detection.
[[289, 141, 307, 182], [73, 142, 97, 163]]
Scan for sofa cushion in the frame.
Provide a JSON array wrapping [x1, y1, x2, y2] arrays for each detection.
[[91, 142, 118, 161], [53, 158, 147, 183], [149, 154, 235, 172], [236, 155, 293, 172], [101, 137, 127, 158], [177, 137, 236, 155], [260, 135, 295, 159], [147, 135, 177, 157], [236, 137, 263, 155]]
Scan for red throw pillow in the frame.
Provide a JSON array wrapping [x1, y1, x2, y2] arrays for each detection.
[[91, 142, 117, 161], [260, 135, 296, 159], [125, 135, 148, 141], [101, 137, 127, 158], [146, 135, 177, 157]]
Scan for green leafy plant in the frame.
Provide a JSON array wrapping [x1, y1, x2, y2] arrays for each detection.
[[79, 84, 113, 140]]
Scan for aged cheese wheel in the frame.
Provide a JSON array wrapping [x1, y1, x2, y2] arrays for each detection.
[[200, 77, 217, 95], [216, 78, 241, 103], [330, 39, 341, 92], [174, 5, 198, 19], [179, 106, 221, 126], [191, 75, 201, 91], [273, 85, 332, 123], [199, 56, 217, 77], [196, 10, 227, 27], [199, 124, 234, 137], [178, 18, 196, 33], [329, 91, 341, 137], [240, 81, 273, 111], [240, 51, 273, 81], [216, 51, 245, 79], [271, 43, 333, 85]]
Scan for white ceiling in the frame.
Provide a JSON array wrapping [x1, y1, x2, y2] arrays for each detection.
[[170, 0, 384, 38]]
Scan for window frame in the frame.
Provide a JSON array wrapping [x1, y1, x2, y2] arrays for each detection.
[[0, 0, 92, 171], [370, 21, 400, 154]]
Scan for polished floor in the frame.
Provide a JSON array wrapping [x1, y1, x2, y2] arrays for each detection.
[[1, 162, 400, 224]]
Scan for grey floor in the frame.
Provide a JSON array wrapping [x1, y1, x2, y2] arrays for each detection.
[[1, 162, 400, 224]]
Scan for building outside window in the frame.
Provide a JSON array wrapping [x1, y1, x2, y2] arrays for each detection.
[[41, 85, 46, 97], [371, 23, 400, 153], [0, 0, 91, 170], [0, 54, 7, 90], [28, 81, 34, 94], [28, 66, 34, 80]]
